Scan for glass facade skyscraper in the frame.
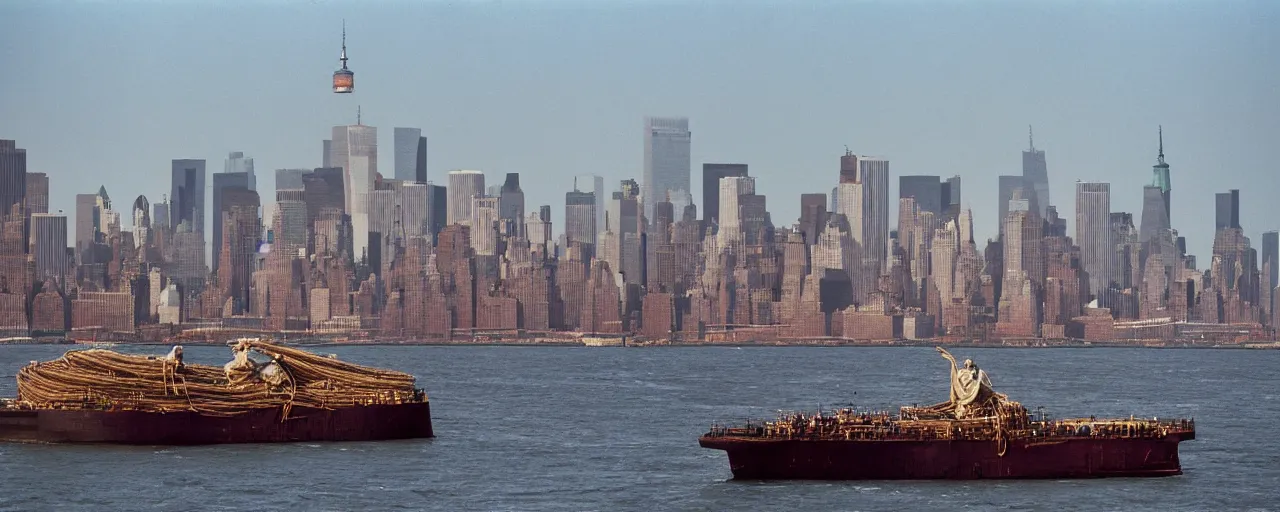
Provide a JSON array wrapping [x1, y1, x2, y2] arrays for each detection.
[[642, 117, 691, 224]]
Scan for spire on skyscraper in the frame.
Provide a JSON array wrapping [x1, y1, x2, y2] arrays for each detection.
[[1157, 125, 1165, 165], [1028, 125, 1035, 151]]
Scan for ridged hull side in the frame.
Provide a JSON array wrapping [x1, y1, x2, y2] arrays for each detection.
[[699, 434, 1191, 480], [0, 402, 432, 445]]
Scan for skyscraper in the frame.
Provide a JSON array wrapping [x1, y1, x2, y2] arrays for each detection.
[[30, 213, 68, 282], [211, 165, 254, 275], [642, 117, 691, 223], [997, 175, 1027, 239], [573, 175, 605, 242], [701, 163, 748, 225], [394, 127, 427, 183], [1022, 127, 1050, 218], [859, 157, 891, 269], [470, 196, 500, 256], [899, 175, 943, 216], [322, 139, 332, 168], [1151, 126, 1171, 221], [427, 183, 447, 242], [224, 151, 256, 191], [565, 190, 597, 249], [25, 172, 48, 216], [0, 140, 26, 218], [1214, 189, 1240, 231], [1264, 231, 1278, 313], [941, 175, 962, 220], [499, 173, 525, 237], [170, 159, 206, 236], [132, 195, 150, 249], [331, 123, 377, 258], [447, 170, 485, 227], [274, 169, 308, 256], [717, 176, 755, 244], [1076, 182, 1112, 295]]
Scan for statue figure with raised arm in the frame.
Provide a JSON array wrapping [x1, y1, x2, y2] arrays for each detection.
[[936, 347, 1001, 418]]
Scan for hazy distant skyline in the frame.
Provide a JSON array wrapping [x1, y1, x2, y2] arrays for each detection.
[[3, 1, 1277, 259]]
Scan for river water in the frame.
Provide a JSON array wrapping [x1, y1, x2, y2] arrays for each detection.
[[0, 345, 1275, 511]]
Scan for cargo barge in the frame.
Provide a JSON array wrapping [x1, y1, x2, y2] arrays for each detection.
[[700, 347, 1195, 480], [0, 338, 433, 444]]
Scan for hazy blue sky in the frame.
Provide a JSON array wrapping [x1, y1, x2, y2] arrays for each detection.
[[3, 0, 1277, 259]]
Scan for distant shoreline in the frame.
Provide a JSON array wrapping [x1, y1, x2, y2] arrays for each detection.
[[2, 338, 1276, 350]]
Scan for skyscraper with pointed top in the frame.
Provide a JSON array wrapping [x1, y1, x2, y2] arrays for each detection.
[[1021, 126, 1050, 218], [1151, 126, 1171, 220], [1140, 126, 1173, 246], [333, 21, 354, 94]]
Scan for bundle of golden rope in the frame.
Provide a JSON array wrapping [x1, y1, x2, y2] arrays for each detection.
[[16, 340, 423, 417]]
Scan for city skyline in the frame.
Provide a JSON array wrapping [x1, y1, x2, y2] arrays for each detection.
[[3, 2, 1275, 261]]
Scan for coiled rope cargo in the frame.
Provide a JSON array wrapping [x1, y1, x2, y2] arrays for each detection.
[[15, 339, 424, 418]]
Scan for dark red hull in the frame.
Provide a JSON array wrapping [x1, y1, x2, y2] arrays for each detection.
[[700, 431, 1194, 480], [0, 402, 432, 445]]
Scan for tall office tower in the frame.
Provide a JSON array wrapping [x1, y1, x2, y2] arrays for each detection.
[[470, 196, 500, 256], [835, 180, 863, 251], [1109, 212, 1140, 290], [499, 173, 525, 237], [1151, 126, 1172, 221], [997, 188, 1040, 336], [211, 167, 254, 274], [274, 169, 308, 256], [1215, 189, 1240, 231], [399, 183, 429, 237], [30, 213, 68, 282], [899, 175, 943, 216], [153, 202, 170, 234], [942, 175, 961, 212], [527, 205, 553, 250], [224, 151, 256, 191], [0, 140, 26, 218], [997, 175, 1026, 239], [322, 139, 333, 168], [839, 149, 859, 184], [798, 193, 829, 246], [170, 159, 206, 233], [331, 123, 377, 258], [393, 127, 428, 183], [1076, 182, 1113, 296], [427, 183, 447, 242], [613, 179, 641, 232], [859, 157, 891, 269], [217, 187, 260, 312], [366, 188, 398, 264], [642, 117, 691, 223], [701, 163, 748, 225], [1022, 127, 1050, 218], [447, 170, 485, 227], [1263, 231, 1279, 313], [132, 195, 150, 250], [74, 194, 97, 258], [565, 190, 597, 249], [717, 176, 755, 245], [25, 172, 48, 215], [573, 174, 605, 240], [527, 211, 551, 251]]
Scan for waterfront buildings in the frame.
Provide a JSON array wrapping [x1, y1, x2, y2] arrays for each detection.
[[1, 125, 1275, 345]]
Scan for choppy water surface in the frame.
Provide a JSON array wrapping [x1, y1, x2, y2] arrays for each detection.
[[0, 345, 1275, 511]]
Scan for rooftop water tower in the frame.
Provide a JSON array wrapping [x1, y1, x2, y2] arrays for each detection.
[[333, 22, 354, 94]]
